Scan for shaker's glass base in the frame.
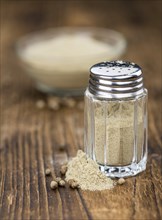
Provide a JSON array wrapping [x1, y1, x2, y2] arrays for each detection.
[[99, 157, 147, 178]]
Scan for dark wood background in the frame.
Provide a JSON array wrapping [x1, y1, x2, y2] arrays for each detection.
[[1, 1, 162, 220]]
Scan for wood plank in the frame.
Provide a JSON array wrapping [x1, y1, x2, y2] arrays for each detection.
[[0, 1, 162, 220]]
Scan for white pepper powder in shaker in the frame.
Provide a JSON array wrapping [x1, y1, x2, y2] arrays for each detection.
[[84, 61, 148, 178]]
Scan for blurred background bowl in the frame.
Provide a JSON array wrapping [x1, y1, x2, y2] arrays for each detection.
[[16, 27, 126, 96]]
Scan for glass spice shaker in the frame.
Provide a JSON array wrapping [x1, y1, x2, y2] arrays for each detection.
[[84, 61, 148, 178]]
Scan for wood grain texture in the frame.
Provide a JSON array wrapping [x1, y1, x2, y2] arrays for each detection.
[[0, 1, 162, 220]]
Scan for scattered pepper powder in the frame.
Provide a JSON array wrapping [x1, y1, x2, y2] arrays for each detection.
[[60, 165, 68, 175], [55, 177, 62, 182], [36, 100, 45, 109], [45, 168, 51, 176], [50, 181, 58, 189], [47, 96, 60, 110], [58, 180, 66, 187], [117, 178, 126, 185], [68, 179, 79, 189], [62, 97, 76, 108]]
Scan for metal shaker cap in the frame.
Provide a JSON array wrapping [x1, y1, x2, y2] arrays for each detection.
[[89, 61, 145, 99]]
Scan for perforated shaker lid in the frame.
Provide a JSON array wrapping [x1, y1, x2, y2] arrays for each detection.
[[89, 61, 145, 99]]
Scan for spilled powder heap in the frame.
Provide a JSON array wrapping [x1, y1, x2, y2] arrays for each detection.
[[65, 150, 114, 191]]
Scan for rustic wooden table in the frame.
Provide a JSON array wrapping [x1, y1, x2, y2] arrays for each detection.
[[1, 1, 162, 220]]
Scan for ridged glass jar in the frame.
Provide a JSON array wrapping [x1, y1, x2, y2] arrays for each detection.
[[84, 61, 148, 178]]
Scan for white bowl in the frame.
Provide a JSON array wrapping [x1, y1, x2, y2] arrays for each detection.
[[16, 27, 126, 96]]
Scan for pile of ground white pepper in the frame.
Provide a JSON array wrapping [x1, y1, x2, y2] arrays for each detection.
[[45, 150, 125, 191]]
